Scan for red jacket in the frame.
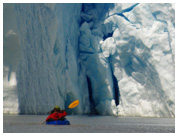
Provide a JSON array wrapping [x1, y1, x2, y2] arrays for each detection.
[[46, 111, 67, 121]]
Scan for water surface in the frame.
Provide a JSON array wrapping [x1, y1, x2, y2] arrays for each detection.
[[3, 114, 175, 133]]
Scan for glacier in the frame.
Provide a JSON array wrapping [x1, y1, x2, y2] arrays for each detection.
[[3, 3, 175, 117]]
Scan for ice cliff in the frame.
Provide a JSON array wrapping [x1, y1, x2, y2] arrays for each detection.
[[3, 3, 175, 117]]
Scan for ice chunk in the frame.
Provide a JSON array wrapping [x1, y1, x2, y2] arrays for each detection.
[[81, 12, 92, 22], [101, 37, 116, 58], [91, 28, 104, 38]]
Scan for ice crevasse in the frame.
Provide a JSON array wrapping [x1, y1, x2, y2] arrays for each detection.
[[3, 3, 175, 117]]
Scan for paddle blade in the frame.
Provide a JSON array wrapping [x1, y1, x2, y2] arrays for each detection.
[[68, 100, 79, 109]]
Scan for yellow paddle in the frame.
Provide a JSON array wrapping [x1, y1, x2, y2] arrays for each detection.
[[68, 100, 79, 109], [41, 100, 79, 124]]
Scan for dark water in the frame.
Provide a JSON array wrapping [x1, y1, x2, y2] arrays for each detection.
[[3, 114, 175, 133]]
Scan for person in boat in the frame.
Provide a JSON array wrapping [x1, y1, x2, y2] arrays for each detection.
[[46, 106, 67, 122]]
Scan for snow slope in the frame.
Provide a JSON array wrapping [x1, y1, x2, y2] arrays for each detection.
[[3, 3, 175, 117]]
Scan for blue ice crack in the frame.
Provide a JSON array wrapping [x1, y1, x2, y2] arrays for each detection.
[[107, 3, 139, 24], [113, 13, 131, 23], [79, 50, 95, 54], [152, 11, 167, 25], [121, 3, 139, 14]]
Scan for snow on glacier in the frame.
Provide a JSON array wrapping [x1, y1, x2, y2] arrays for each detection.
[[79, 3, 175, 117], [3, 3, 175, 117]]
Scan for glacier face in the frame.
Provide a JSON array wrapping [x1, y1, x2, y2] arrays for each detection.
[[3, 3, 175, 117]]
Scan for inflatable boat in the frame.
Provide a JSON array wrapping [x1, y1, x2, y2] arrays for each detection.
[[46, 119, 70, 125]]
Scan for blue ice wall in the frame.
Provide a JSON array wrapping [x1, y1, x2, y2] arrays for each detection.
[[14, 3, 88, 114], [3, 3, 175, 117]]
